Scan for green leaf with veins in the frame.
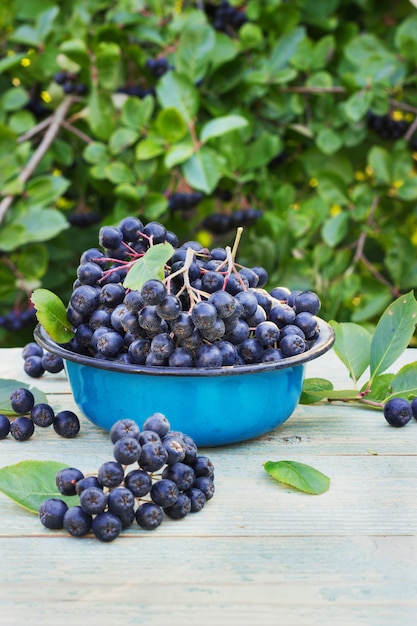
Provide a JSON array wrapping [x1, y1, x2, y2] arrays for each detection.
[[0, 461, 79, 514], [370, 291, 417, 381], [123, 242, 174, 291], [31, 289, 74, 343], [330, 320, 372, 383], [264, 460, 330, 495]]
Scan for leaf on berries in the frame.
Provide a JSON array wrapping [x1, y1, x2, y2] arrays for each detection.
[[0, 379, 48, 416], [299, 377, 334, 404], [330, 320, 372, 382], [0, 460, 79, 513], [264, 460, 330, 495], [123, 242, 174, 291], [370, 291, 417, 381], [31, 288, 74, 343]]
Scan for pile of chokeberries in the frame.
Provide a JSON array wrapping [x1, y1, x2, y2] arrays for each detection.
[[0, 387, 80, 441], [383, 397, 417, 428], [39, 414, 215, 542], [21, 341, 64, 378], [63, 218, 322, 368], [366, 111, 409, 140], [53, 71, 88, 95], [202, 208, 263, 235]]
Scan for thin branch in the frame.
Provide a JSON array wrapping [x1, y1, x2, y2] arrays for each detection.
[[0, 96, 76, 225], [61, 120, 93, 144], [280, 86, 347, 94], [388, 98, 417, 115], [404, 115, 417, 142], [17, 116, 53, 144]]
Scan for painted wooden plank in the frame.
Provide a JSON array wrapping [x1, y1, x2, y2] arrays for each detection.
[[1, 536, 416, 626]]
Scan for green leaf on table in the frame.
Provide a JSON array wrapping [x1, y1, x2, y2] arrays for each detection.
[[0, 380, 48, 416], [123, 242, 174, 291], [264, 460, 330, 495], [30, 288, 74, 343], [370, 291, 417, 381], [330, 320, 372, 382], [360, 373, 394, 403], [0, 461, 79, 514], [388, 362, 417, 400], [300, 377, 334, 404]]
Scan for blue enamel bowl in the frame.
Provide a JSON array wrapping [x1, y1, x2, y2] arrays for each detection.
[[34, 321, 334, 447]]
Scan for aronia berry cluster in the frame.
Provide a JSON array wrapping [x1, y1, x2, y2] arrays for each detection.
[[64, 217, 322, 368], [39, 414, 215, 542]]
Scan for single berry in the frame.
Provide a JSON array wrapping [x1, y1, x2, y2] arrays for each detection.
[[22, 342, 43, 360], [142, 413, 170, 438], [135, 502, 164, 530], [92, 511, 123, 542], [97, 461, 124, 488], [107, 487, 135, 516], [185, 487, 206, 512], [139, 440, 169, 472], [39, 498, 69, 530], [383, 398, 413, 427], [110, 419, 141, 443], [113, 436, 141, 465], [53, 410, 80, 438], [79, 487, 108, 515], [162, 462, 195, 491], [23, 355, 45, 378], [56, 467, 85, 496], [124, 468, 152, 497], [411, 397, 417, 420], [30, 403, 55, 427], [63, 506, 92, 537], [0, 414, 11, 439], [10, 416, 35, 441], [10, 387, 35, 414], [150, 479, 179, 508], [164, 493, 192, 519], [193, 476, 215, 501], [75, 476, 103, 495]]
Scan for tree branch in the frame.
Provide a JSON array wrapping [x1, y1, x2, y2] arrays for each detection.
[[0, 96, 76, 225]]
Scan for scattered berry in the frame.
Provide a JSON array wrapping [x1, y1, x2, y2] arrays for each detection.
[[10, 416, 35, 441], [383, 398, 413, 427]]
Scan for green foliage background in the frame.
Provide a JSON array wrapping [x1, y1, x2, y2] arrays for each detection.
[[1, 0, 417, 347]]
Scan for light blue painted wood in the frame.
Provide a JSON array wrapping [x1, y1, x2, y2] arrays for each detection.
[[0, 347, 416, 626]]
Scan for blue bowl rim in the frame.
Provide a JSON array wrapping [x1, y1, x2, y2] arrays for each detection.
[[34, 319, 334, 378]]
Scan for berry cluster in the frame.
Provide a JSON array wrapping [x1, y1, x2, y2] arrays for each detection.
[[168, 191, 204, 213], [0, 306, 37, 332], [145, 57, 173, 79], [53, 71, 88, 95], [66, 211, 102, 228], [21, 341, 64, 378], [38, 414, 215, 542], [63, 217, 321, 368], [0, 387, 80, 441], [116, 85, 156, 99], [202, 208, 263, 235], [207, 1, 247, 33], [383, 397, 417, 428], [366, 111, 409, 140]]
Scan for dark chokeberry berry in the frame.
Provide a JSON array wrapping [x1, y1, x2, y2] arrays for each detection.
[[63, 506, 92, 537], [39, 498, 69, 530], [10, 387, 35, 414], [91, 511, 122, 542], [135, 502, 164, 530], [56, 467, 85, 496], [383, 398, 413, 427], [10, 416, 35, 441], [53, 410, 80, 438], [0, 414, 11, 439], [30, 403, 55, 428]]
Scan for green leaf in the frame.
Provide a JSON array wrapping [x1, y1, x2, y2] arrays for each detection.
[[164, 141, 194, 168], [0, 208, 69, 251], [143, 192, 169, 221], [300, 377, 334, 404], [200, 115, 248, 142], [264, 460, 330, 495], [370, 291, 417, 381], [59, 39, 90, 67], [388, 362, 417, 400], [316, 128, 343, 155], [16, 243, 48, 281], [96, 42, 121, 90], [361, 373, 395, 403], [155, 108, 187, 143], [0, 53, 26, 75], [394, 14, 417, 61], [82, 141, 108, 164], [395, 178, 417, 201], [104, 161, 134, 184], [270, 27, 306, 72], [2, 87, 29, 112], [175, 21, 215, 83], [109, 128, 139, 156], [182, 146, 222, 194], [321, 212, 349, 247], [121, 95, 154, 130], [344, 90, 373, 122], [0, 380, 48, 417], [26, 175, 70, 206], [0, 460, 78, 514], [156, 72, 199, 124], [135, 137, 165, 161], [87, 85, 115, 141], [31, 288, 74, 343], [123, 243, 174, 291], [368, 146, 392, 185], [330, 321, 372, 382]]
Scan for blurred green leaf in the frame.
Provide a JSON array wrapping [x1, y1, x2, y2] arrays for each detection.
[[31, 288, 74, 343]]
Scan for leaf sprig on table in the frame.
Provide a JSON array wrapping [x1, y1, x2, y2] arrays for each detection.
[[301, 291, 417, 408]]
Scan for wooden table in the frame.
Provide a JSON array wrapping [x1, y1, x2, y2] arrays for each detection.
[[1, 346, 416, 626]]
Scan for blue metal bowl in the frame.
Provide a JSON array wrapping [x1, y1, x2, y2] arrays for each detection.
[[34, 321, 334, 447]]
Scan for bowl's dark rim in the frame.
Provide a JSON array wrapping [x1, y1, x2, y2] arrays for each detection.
[[34, 319, 335, 378]]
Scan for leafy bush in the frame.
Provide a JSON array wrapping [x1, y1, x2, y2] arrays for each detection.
[[1, 0, 417, 347]]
